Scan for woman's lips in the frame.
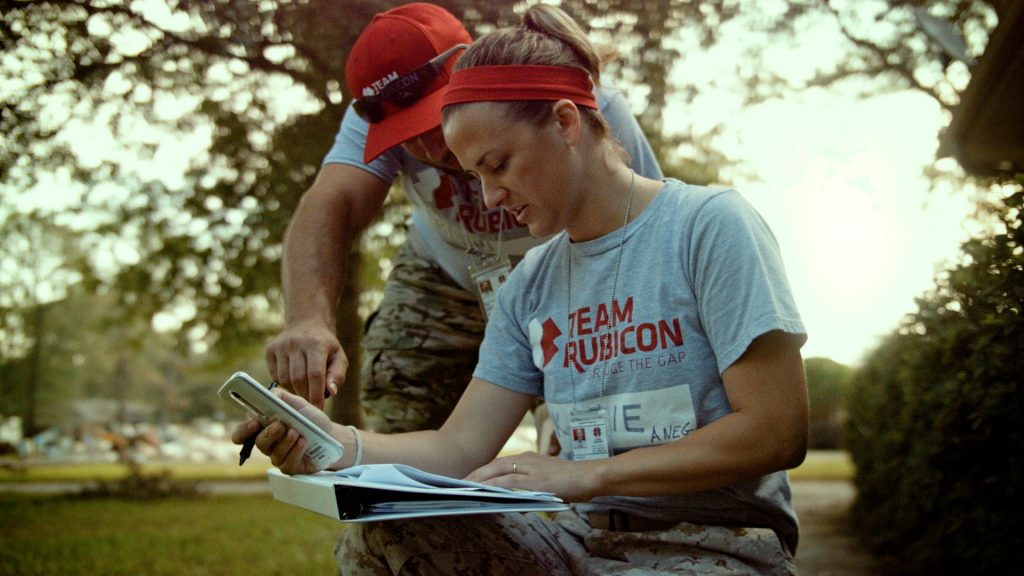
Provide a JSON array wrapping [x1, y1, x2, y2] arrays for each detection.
[[510, 205, 527, 223]]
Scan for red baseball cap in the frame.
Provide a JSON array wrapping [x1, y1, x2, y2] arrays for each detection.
[[346, 3, 473, 163]]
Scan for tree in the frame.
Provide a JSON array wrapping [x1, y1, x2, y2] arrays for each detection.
[[3, 0, 399, 424], [804, 356, 854, 449], [0, 209, 97, 434], [2, 0, 1002, 424]]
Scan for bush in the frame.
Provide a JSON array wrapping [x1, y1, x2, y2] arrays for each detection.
[[79, 460, 200, 499], [805, 357, 854, 449], [846, 188, 1024, 574]]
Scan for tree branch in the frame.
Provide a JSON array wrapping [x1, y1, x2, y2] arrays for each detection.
[[822, 0, 953, 111]]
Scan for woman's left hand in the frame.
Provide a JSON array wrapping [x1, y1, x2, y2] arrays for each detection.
[[465, 452, 599, 502]]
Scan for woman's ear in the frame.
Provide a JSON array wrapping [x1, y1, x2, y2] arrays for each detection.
[[552, 99, 581, 147]]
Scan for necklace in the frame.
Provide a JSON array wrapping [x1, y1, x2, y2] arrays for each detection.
[[566, 169, 636, 405]]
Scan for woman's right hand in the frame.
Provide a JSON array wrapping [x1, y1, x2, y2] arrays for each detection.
[[229, 389, 338, 475]]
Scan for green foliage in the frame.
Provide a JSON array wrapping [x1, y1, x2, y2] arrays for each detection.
[[846, 186, 1024, 574], [804, 357, 854, 449], [78, 460, 201, 499], [0, 283, 263, 432]]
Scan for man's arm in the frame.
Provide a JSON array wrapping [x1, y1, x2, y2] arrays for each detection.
[[266, 163, 390, 408]]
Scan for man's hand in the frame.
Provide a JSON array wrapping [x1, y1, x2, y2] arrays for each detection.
[[265, 319, 347, 409]]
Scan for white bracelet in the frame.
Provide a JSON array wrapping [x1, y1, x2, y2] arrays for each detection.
[[346, 425, 363, 468]]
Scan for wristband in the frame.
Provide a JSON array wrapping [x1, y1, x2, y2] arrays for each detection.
[[346, 425, 363, 467]]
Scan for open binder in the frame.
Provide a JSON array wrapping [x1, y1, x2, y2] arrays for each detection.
[[268, 463, 570, 522]]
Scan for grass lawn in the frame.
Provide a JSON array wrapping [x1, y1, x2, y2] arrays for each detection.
[[0, 493, 342, 576], [0, 459, 271, 483], [0, 451, 854, 574]]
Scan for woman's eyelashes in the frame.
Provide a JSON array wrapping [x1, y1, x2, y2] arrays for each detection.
[[465, 158, 507, 182]]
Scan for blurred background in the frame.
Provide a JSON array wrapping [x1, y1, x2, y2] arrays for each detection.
[[1, 1, 1021, 574]]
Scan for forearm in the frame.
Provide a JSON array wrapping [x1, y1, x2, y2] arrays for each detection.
[[326, 380, 531, 478], [327, 424, 493, 478], [590, 332, 808, 498], [280, 163, 389, 328], [281, 196, 350, 329], [587, 409, 807, 498]]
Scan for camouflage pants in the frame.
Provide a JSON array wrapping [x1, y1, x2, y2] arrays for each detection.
[[360, 244, 486, 433], [334, 508, 797, 576]]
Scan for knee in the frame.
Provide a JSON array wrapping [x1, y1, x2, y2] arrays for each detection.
[[335, 517, 501, 575], [336, 519, 436, 575], [335, 524, 391, 576]]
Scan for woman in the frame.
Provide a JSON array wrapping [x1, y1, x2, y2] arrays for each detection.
[[235, 5, 808, 574]]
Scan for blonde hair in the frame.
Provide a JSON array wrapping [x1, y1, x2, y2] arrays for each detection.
[[445, 4, 616, 138]]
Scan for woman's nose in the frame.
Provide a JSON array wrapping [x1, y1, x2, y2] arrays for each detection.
[[480, 179, 508, 210]]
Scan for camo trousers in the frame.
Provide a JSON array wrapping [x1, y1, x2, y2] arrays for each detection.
[[360, 244, 487, 433], [334, 508, 797, 576]]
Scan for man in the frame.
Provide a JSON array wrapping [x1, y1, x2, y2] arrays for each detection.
[[265, 2, 662, 433]]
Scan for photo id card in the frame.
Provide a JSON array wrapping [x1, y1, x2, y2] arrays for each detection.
[[568, 405, 612, 461], [468, 256, 511, 321]]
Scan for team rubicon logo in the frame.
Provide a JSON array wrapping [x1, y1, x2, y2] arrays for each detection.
[[363, 71, 400, 97], [531, 296, 684, 372], [529, 317, 563, 369]]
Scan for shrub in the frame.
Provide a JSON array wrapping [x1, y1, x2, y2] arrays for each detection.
[[805, 357, 854, 449], [846, 188, 1024, 574]]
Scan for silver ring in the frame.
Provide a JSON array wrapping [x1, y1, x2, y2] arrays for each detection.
[[512, 462, 518, 474]]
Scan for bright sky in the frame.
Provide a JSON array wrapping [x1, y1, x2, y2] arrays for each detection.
[[723, 91, 972, 366], [657, 10, 977, 367]]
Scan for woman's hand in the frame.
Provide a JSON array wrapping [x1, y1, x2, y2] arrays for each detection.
[[229, 389, 336, 475], [464, 452, 600, 502]]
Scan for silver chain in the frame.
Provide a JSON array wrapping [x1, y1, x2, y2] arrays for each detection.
[[567, 170, 636, 406]]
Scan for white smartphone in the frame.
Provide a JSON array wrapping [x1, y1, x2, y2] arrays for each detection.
[[218, 371, 344, 470]]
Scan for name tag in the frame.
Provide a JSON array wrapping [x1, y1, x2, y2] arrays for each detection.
[[468, 256, 511, 321], [568, 405, 612, 461]]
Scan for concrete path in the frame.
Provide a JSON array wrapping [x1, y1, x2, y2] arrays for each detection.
[[792, 480, 882, 576]]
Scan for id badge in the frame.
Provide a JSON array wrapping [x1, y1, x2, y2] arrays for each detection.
[[468, 256, 511, 321], [568, 404, 612, 461]]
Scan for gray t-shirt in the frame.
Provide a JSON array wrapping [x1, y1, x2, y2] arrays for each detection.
[[322, 86, 663, 291], [474, 180, 806, 552]]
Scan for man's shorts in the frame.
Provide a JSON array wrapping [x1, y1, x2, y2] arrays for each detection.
[[360, 244, 486, 433]]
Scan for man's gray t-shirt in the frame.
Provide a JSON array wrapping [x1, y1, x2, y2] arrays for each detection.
[[474, 180, 806, 552], [322, 86, 662, 291]]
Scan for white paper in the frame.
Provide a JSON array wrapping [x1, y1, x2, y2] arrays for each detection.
[[332, 463, 554, 498]]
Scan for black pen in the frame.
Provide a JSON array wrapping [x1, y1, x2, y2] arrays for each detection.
[[238, 380, 278, 466]]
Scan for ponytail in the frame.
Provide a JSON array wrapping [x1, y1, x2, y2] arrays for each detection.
[[521, 4, 616, 86]]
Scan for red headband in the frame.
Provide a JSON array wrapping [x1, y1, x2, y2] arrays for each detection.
[[442, 65, 598, 109]]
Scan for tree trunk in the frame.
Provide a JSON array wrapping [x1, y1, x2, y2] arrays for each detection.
[[330, 248, 365, 427], [24, 305, 45, 437]]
